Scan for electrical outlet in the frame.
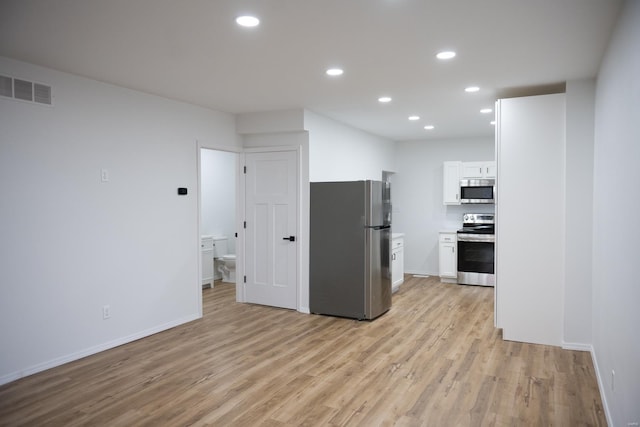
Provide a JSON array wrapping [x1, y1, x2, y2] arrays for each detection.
[[103, 305, 111, 320], [611, 369, 615, 391]]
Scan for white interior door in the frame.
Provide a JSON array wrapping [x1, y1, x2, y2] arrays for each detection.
[[244, 150, 298, 310]]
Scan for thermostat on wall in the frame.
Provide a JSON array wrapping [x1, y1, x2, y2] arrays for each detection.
[[177, 188, 188, 195]]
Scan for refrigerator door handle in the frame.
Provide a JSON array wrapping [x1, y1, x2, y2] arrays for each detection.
[[366, 225, 391, 230], [282, 236, 296, 242]]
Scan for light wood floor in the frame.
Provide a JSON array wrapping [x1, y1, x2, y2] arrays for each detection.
[[0, 276, 606, 426]]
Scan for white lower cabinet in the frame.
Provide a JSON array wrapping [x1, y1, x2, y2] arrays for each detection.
[[201, 236, 214, 288], [438, 232, 457, 283], [391, 234, 404, 292]]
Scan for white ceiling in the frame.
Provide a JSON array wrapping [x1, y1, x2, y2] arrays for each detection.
[[0, 0, 622, 141]]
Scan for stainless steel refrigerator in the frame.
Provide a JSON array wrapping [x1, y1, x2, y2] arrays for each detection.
[[310, 180, 392, 320]]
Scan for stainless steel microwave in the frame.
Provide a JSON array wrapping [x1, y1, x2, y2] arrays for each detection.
[[460, 179, 495, 204]]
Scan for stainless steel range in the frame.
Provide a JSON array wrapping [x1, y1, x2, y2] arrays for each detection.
[[457, 213, 495, 286]]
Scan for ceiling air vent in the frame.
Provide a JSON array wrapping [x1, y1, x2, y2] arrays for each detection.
[[0, 74, 53, 106], [0, 75, 12, 98], [34, 83, 52, 105], [13, 79, 33, 102]]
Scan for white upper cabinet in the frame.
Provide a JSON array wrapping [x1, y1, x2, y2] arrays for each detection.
[[444, 160, 496, 205], [461, 161, 496, 179], [443, 161, 462, 205], [485, 162, 497, 178]]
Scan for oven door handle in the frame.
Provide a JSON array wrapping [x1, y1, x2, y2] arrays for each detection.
[[457, 234, 495, 243]]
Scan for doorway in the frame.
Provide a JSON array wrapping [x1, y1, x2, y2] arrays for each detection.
[[198, 145, 301, 312], [200, 148, 238, 294]]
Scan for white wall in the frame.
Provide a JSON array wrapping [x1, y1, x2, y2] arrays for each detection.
[[496, 93, 566, 347], [0, 57, 239, 384], [237, 109, 305, 135], [200, 149, 237, 254], [304, 110, 396, 181], [592, 1, 640, 424], [394, 137, 495, 275], [563, 79, 595, 348]]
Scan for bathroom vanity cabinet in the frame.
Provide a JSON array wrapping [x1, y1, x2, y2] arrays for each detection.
[[201, 236, 214, 288]]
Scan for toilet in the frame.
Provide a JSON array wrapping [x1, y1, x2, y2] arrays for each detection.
[[212, 236, 236, 283], [220, 254, 236, 283]]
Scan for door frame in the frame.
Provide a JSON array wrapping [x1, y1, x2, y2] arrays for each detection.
[[239, 145, 302, 310], [196, 141, 242, 317]]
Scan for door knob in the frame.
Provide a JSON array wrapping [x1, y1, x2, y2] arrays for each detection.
[[283, 236, 296, 242]]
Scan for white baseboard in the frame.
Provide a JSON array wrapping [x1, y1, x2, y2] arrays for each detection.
[[589, 345, 613, 427], [0, 313, 200, 387], [299, 306, 310, 314], [405, 269, 436, 276], [561, 341, 591, 351]]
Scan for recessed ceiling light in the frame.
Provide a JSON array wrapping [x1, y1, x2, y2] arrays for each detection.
[[436, 51, 456, 60], [465, 86, 480, 93], [424, 125, 435, 130], [480, 108, 493, 114], [408, 115, 420, 121], [236, 15, 260, 27], [490, 121, 496, 125], [326, 68, 344, 76], [378, 96, 392, 103]]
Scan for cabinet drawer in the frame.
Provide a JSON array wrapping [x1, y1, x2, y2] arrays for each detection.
[[392, 238, 403, 249], [439, 233, 457, 243]]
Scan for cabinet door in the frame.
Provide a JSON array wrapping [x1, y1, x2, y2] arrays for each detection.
[[202, 249, 214, 283], [391, 249, 397, 282], [443, 161, 461, 205], [396, 247, 404, 284], [485, 161, 497, 178], [461, 162, 484, 179], [392, 247, 404, 287], [438, 242, 457, 278], [461, 161, 496, 178]]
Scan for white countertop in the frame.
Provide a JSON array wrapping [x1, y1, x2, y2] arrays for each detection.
[[392, 233, 404, 239]]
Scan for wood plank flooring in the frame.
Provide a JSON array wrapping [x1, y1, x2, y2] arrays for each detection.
[[0, 276, 606, 426]]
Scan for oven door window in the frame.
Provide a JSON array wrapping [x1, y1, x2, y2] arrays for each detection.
[[457, 241, 494, 274]]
